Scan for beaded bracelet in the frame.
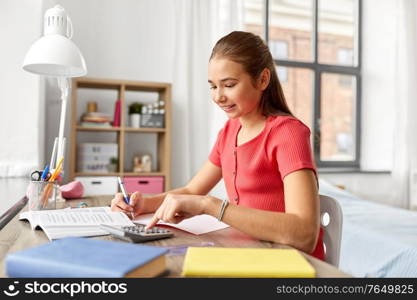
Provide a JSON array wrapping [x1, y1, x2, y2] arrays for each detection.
[[217, 199, 229, 221]]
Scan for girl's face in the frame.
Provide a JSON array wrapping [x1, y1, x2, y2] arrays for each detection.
[[208, 57, 264, 119]]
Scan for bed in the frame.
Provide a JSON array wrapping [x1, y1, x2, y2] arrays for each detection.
[[319, 178, 417, 277]]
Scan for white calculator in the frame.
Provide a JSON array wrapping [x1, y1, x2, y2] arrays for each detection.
[[100, 224, 174, 243]]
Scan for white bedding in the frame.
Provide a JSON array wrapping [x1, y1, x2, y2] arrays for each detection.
[[319, 178, 417, 277]]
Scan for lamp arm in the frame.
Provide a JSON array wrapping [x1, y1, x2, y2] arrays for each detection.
[[67, 16, 73, 39], [56, 77, 71, 170]]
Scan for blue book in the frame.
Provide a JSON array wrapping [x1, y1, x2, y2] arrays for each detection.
[[6, 237, 168, 277]]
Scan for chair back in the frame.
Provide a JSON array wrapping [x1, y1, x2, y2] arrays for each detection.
[[319, 195, 343, 266]]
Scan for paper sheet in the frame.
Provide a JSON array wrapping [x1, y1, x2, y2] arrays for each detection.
[[133, 214, 229, 235]]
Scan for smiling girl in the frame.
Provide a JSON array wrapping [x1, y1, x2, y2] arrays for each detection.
[[111, 31, 324, 260]]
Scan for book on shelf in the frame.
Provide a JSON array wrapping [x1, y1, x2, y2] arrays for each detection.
[[19, 206, 134, 240], [181, 247, 316, 278], [80, 121, 112, 127], [80, 111, 112, 126], [6, 237, 168, 277], [112, 99, 121, 127]]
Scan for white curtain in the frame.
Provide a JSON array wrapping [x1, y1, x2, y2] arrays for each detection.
[[0, 0, 44, 177], [391, 0, 417, 209], [171, 0, 243, 196]]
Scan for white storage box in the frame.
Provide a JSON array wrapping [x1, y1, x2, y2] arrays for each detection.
[[78, 143, 118, 154], [77, 154, 114, 173], [75, 176, 118, 196], [77, 143, 118, 173]]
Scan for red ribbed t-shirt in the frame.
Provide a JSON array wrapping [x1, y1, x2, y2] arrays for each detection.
[[209, 115, 325, 261]]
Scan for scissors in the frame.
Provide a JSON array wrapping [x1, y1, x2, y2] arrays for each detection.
[[30, 170, 52, 181]]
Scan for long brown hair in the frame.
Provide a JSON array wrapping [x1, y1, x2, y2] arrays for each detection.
[[210, 31, 293, 117]]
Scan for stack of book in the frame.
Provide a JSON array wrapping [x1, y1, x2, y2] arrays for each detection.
[[6, 237, 168, 277], [181, 247, 316, 277], [80, 112, 112, 127]]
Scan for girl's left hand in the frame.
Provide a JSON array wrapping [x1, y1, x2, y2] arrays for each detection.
[[145, 193, 208, 229]]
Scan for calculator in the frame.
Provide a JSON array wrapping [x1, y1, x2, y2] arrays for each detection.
[[100, 224, 174, 243]]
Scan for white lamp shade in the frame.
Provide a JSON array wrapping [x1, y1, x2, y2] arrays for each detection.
[[23, 34, 87, 77]]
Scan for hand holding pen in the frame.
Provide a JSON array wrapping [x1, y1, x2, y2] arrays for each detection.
[[117, 177, 136, 219], [111, 183, 146, 219]]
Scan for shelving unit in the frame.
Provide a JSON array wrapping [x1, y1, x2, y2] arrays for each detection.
[[69, 77, 171, 191]]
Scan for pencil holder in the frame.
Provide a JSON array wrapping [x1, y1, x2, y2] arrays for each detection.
[[28, 181, 58, 211]]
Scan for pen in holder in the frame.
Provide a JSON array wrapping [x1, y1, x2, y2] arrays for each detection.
[[39, 157, 64, 208], [28, 180, 58, 211]]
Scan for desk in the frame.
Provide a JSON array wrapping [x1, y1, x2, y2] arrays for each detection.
[[0, 195, 350, 277]]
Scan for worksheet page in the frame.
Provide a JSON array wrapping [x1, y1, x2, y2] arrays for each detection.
[[133, 214, 229, 235], [20, 207, 133, 229]]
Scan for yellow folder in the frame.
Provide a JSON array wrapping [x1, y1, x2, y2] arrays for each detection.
[[181, 247, 316, 278]]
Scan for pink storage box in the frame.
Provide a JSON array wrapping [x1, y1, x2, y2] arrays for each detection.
[[123, 176, 164, 194]]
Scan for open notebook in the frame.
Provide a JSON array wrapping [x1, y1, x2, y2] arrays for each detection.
[[19, 207, 134, 240], [19, 207, 229, 240]]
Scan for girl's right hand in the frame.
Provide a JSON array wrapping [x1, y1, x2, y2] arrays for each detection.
[[110, 191, 146, 218]]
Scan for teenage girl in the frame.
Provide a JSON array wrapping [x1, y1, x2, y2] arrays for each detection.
[[111, 31, 324, 260]]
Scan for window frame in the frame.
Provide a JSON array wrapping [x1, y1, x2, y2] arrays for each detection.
[[263, 0, 362, 169]]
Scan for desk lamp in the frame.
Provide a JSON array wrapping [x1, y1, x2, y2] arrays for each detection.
[[22, 5, 87, 169]]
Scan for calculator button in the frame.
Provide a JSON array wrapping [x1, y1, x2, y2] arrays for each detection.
[[101, 224, 173, 243]]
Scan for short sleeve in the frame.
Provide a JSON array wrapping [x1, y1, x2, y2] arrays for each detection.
[[274, 119, 317, 180], [208, 128, 224, 168]]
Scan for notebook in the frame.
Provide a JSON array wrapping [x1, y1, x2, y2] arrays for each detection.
[[181, 247, 316, 278], [6, 237, 168, 277], [19, 206, 134, 240]]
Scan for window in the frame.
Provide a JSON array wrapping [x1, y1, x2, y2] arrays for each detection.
[[244, 0, 361, 168], [270, 40, 289, 82], [337, 48, 354, 87], [269, 40, 288, 60], [277, 66, 288, 83], [337, 48, 354, 66]]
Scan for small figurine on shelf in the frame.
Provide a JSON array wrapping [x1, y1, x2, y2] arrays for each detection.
[[133, 153, 152, 173], [129, 102, 143, 128], [141, 154, 152, 172]]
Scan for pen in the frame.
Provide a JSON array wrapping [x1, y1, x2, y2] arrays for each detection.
[[49, 157, 64, 182], [40, 165, 50, 181], [117, 177, 134, 219], [41, 158, 64, 208]]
